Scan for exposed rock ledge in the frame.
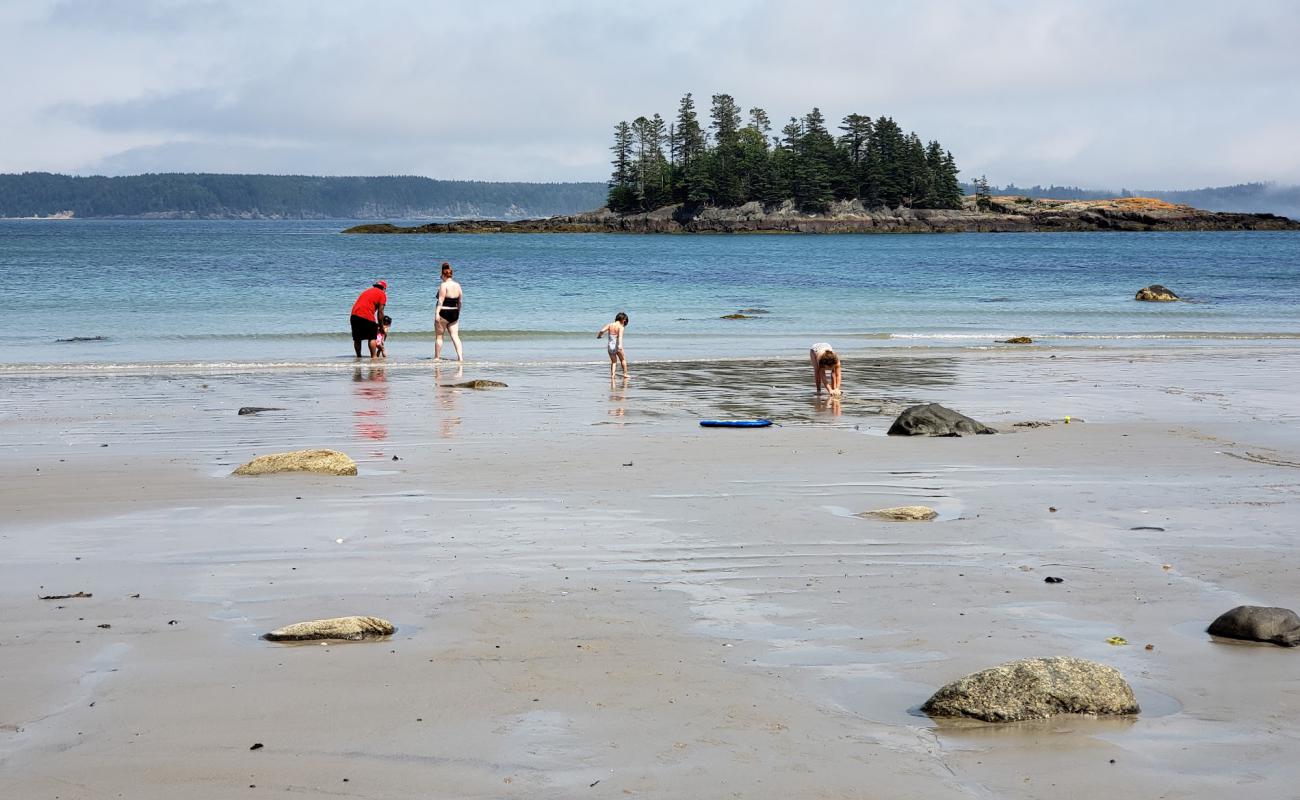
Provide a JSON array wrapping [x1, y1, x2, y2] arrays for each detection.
[[344, 196, 1300, 235]]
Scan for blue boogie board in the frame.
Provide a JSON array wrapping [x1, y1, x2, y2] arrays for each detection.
[[699, 419, 774, 428]]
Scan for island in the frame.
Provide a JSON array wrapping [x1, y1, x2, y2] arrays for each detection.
[[343, 195, 1300, 234], [346, 92, 1298, 234]]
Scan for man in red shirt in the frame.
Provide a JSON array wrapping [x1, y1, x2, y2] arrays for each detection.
[[350, 280, 388, 358]]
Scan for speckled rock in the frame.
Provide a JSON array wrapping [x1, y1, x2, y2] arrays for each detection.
[[232, 449, 357, 476], [887, 403, 996, 437], [263, 616, 395, 641], [1135, 284, 1179, 301], [1207, 605, 1300, 647], [922, 657, 1140, 722], [858, 505, 938, 521]]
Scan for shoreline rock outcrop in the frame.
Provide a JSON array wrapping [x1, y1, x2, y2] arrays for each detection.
[[858, 505, 939, 521], [345, 196, 1300, 236], [923, 656, 1140, 722]]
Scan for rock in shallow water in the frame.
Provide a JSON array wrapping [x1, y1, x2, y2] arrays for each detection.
[[858, 505, 938, 521], [232, 449, 357, 476], [238, 406, 286, 416], [922, 656, 1140, 722], [1207, 605, 1300, 647], [1135, 284, 1179, 301], [442, 380, 508, 389], [263, 616, 395, 641], [887, 403, 996, 437]]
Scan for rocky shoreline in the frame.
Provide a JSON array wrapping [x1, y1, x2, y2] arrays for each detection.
[[343, 195, 1300, 234]]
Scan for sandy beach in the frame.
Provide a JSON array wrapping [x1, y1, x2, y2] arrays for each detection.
[[2, 345, 1299, 798]]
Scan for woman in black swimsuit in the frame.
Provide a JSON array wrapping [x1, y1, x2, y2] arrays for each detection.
[[434, 261, 464, 361]]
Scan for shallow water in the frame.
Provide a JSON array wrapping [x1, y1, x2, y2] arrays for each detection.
[[3, 220, 1299, 367]]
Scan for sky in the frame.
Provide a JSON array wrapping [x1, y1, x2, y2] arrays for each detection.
[[2, 0, 1298, 189]]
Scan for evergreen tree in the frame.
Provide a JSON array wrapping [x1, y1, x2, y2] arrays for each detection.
[[935, 150, 963, 208], [708, 93, 745, 206], [607, 121, 636, 212], [901, 133, 929, 208], [674, 93, 707, 204], [796, 108, 838, 210], [973, 175, 992, 211]]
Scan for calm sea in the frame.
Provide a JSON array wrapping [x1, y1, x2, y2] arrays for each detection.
[[2, 219, 1298, 370]]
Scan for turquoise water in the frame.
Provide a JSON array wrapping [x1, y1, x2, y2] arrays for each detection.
[[2, 219, 1299, 369]]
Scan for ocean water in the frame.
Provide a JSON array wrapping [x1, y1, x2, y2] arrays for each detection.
[[1, 219, 1298, 370]]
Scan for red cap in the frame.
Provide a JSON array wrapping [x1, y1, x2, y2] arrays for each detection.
[[376, 280, 388, 289]]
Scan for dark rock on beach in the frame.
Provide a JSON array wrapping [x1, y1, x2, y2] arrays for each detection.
[[238, 407, 286, 416], [922, 656, 1140, 722], [55, 335, 109, 343], [1207, 605, 1300, 647], [1135, 284, 1180, 302], [720, 313, 755, 320], [999, 336, 1033, 344], [887, 404, 996, 437], [443, 380, 508, 389], [344, 196, 1300, 236]]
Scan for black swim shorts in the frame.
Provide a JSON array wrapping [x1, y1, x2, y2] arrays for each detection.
[[350, 314, 379, 341]]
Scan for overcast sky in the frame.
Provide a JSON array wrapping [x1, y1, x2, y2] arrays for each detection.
[[2, 0, 1298, 189]]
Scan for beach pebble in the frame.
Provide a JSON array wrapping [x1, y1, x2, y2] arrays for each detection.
[[263, 616, 395, 642], [887, 403, 995, 437], [232, 449, 357, 476], [922, 656, 1140, 722], [1207, 605, 1300, 647], [857, 505, 938, 522], [1135, 284, 1179, 301]]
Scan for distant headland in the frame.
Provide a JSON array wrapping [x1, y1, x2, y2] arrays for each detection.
[[343, 196, 1300, 234]]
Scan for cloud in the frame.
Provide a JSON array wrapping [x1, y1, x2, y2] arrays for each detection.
[[2, 0, 1298, 187]]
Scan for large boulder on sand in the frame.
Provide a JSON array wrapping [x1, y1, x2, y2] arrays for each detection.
[[887, 403, 996, 437], [1135, 284, 1179, 301], [263, 616, 395, 641], [858, 505, 938, 521], [1207, 605, 1300, 647], [923, 656, 1140, 722], [232, 449, 357, 476]]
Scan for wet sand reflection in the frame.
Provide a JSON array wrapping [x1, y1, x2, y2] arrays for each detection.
[[351, 365, 389, 449], [433, 362, 464, 438], [630, 356, 958, 425]]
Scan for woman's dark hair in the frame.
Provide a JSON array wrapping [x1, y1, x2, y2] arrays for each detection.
[[818, 350, 838, 368], [615, 312, 629, 325], [382, 315, 392, 326], [441, 261, 453, 275]]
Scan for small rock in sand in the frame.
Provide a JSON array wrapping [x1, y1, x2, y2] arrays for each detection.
[[857, 505, 938, 522], [232, 449, 357, 476], [1013, 420, 1053, 428], [887, 404, 995, 437], [1135, 284, 1179, 302], [1207, 605, 1300, 647], [922, 656, 1140, 722], [442, 380, 508, 389], [238, 407, 286, 416], [263, 616, 395, 642]]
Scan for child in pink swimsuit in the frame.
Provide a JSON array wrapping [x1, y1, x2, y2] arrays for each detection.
[[375, 315, 393, 358]]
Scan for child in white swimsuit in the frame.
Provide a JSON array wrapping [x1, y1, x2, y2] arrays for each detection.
[[810, 342, 841, 395], [597, 312, 630, 380]]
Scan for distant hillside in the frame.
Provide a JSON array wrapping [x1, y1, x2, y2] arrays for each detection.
[[964, 181, 1300, 221], [0, 173, 608, 219]]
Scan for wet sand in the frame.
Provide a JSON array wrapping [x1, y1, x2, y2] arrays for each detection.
[[2, 347, 1299, 798]]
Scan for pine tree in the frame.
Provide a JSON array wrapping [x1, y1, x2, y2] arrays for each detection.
[[607, 121, 636, 212], [973, 175, 992, 211], [935, 150, 963, 208], [674, 93, 707, 204], [708, 93, 744, 206]]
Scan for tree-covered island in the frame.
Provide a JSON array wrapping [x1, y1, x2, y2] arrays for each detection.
[[606, 93, 964, 214]]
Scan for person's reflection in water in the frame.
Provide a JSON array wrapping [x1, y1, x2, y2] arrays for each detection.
[[608, 375, 628, 419], [814, 394, 842, 418], [352, 365, 389, 450], [433, 362, 463, 438]]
